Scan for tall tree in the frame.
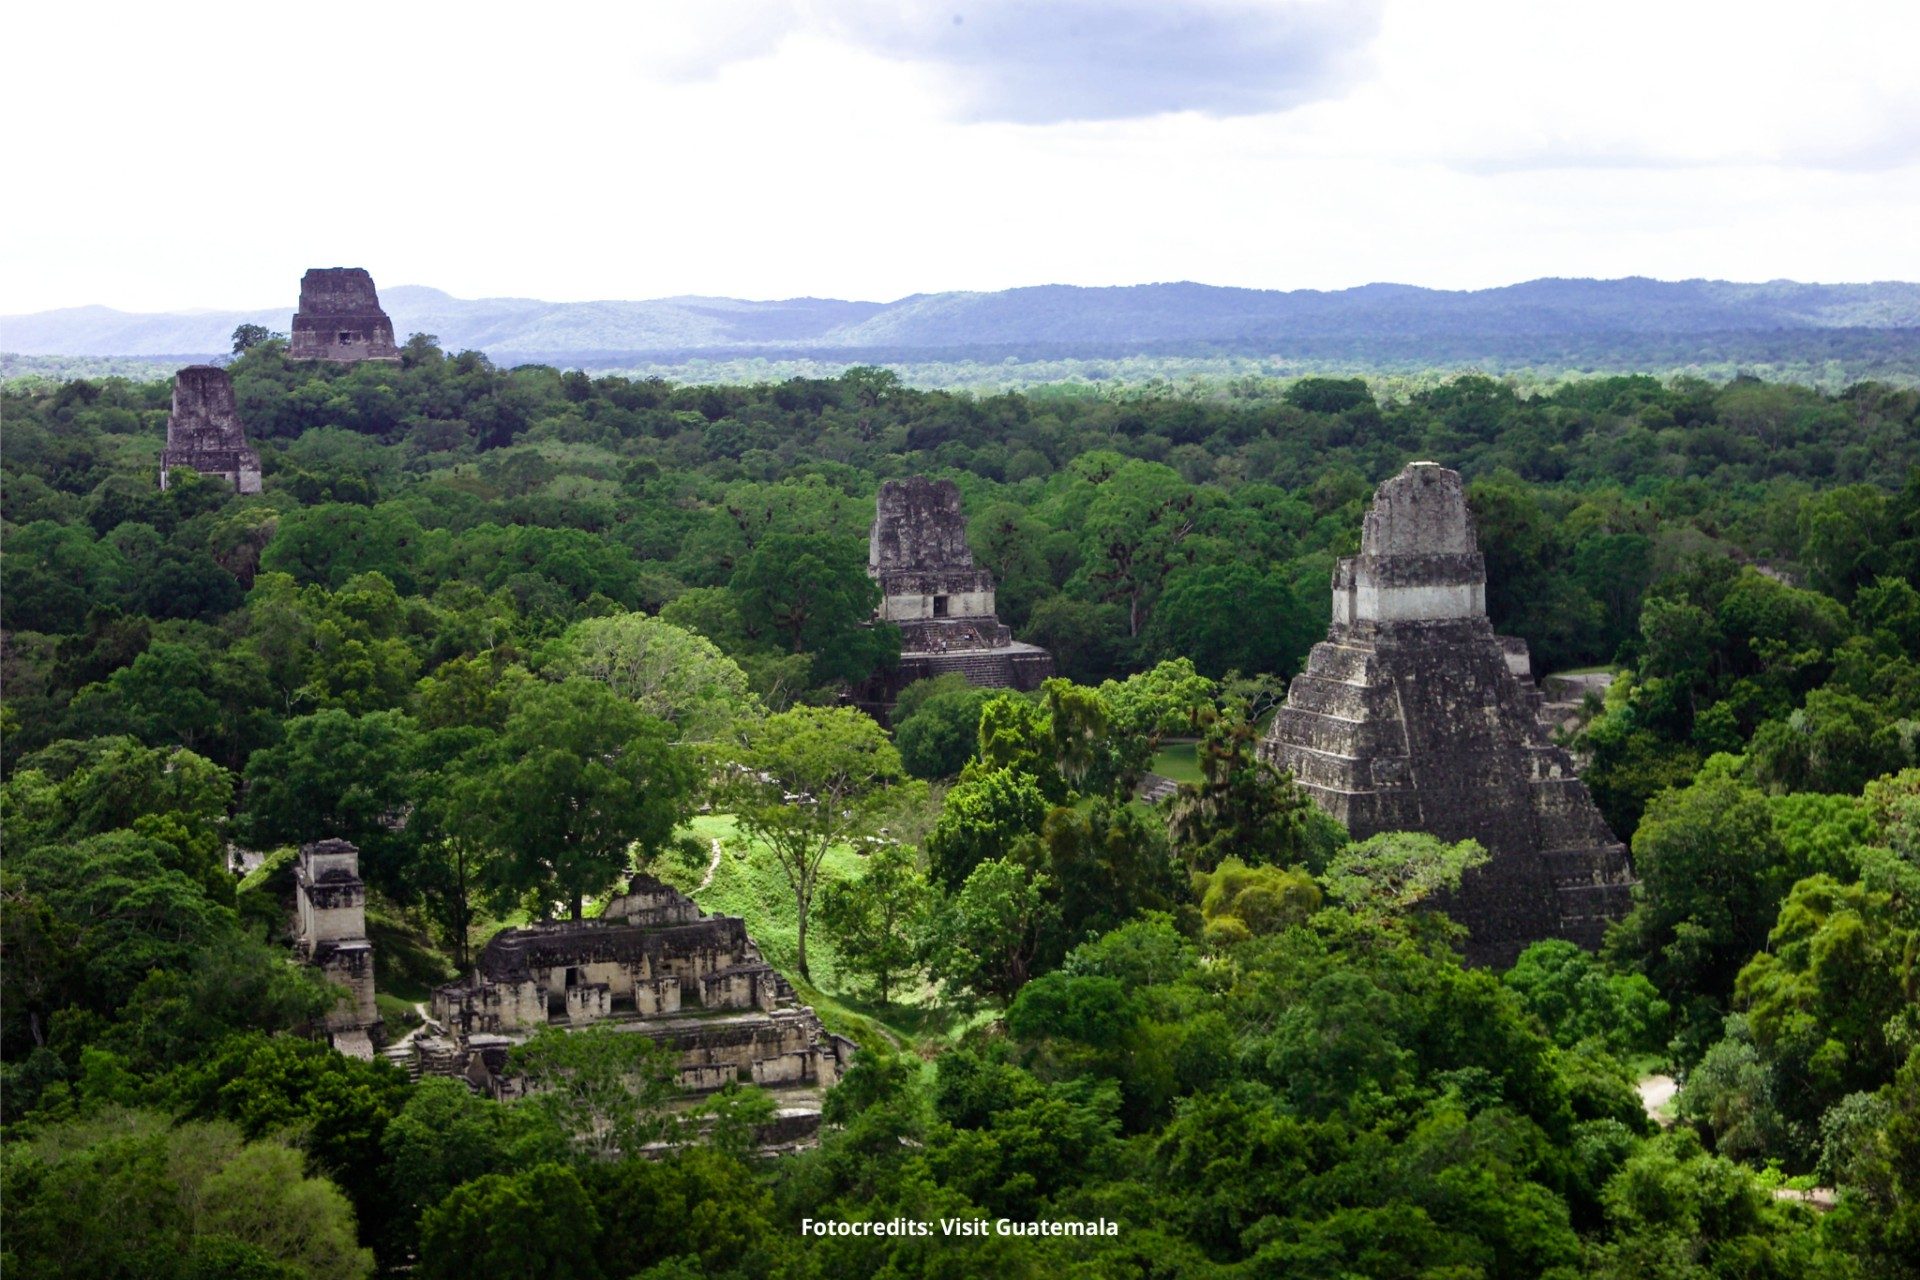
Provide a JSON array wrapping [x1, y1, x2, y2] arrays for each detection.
[[816, 842, 934, 1005], [543, 610, 760, 743], [476, 679, 696, 921], [1078, 460, 1202, 637], [1167, 704, 1319, 871], [724, 705, 903, 981], [728, 533, 898, 684]]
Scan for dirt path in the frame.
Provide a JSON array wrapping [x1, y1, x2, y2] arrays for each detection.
[[1637, 1074, 1678, 1126], [696, 838, 723, 892]]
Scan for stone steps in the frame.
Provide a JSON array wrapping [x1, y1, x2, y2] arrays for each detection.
[[380, 1043, 421, 1081], [1136, 773, 1179, 804]]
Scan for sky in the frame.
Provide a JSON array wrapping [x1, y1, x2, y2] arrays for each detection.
[[4, 0, 1917, 313]]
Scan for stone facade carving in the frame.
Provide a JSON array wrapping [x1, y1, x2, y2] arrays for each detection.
[[159, 365, 262, 493], [1259, 462, 1635, 966], [856, 477, 1052, 713], [288, 267, 401, 363], [410, 876, 855, 1148], [295, 838, 382, 1058]]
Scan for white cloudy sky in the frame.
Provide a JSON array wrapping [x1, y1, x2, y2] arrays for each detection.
[[4, 0, 1917, 312]]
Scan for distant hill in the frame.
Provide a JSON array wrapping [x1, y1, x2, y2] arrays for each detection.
[[5, 278, 1918, 372]]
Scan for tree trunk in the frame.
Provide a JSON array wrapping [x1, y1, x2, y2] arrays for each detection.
[[571, 892, 584, 922], [795, 887, 811, 981]]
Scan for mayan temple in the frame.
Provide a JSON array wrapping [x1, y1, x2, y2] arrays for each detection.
[[158, 365, 262, 493], [288, 267, 401, 362], [1259, 461, 1634, 965], [294, 839, 382, 1058], [409, 876, 853, 1152], [858, 476, 1053, 712]]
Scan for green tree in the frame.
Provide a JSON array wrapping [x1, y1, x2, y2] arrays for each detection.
[[168, 1033, 409, 1253], [418, 1162, 601, 1280], [407, 733, 500, 967], [970, 501, 1052, 628], [0, 1112, 371, 1280], [1022, 595, 1132, 684], [583, 1148, 790, 1279], [928, 857, 1059, 1003], [893, 679, 995, 779], [476, 680, 696, 920], [728, 533, 897, 684], [230, 324, 282, 353], [724, 705, 903, 980], [1033, 797, 1187, 946], [259, 503, 423, 592], [506, 1026, 678, 1161], [1193, 857, 1322, 945], [1078, 460, 1201, 637], [1750, 687, 1908, 796], [1736, 875, 1917, 1132], [1167, 705, 1319, 871], [815, 842, 934, 1004], [7, 831, 232, 1009], [1094, 659, 1217, 797], [1799, 483, 1891, 600], [1589, 1129, 1818, 1279], [1503, 940, 1671, 1058], [925, 765, 1048, 892], [1607, 769, 1787, 1009], [1147, 562, 1311, 678], [544, 611, 760, 743], [67, 642, 223, 752], [1321, 831, 1490, 914], [381, 1077, 559, 1239], [240, 709, 420, 892]]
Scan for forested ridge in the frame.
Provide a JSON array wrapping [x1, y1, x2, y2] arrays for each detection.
[[3, 335, 1919, 1279], [9, 278, 1920, 402]]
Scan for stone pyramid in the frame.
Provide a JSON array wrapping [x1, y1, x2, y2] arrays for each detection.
[[159, 365, 262, 493], [1259, 462, 1634, 965]]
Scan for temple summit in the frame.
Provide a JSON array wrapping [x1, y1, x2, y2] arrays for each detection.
[[856, 476, 1053, 714], [289, 267, 401, 363]]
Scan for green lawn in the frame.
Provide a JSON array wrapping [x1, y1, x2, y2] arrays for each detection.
[[1150, 739, 1203, 785]]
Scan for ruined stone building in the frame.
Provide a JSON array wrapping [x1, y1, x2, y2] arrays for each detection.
[[288, 267, 401, 362], [406, 875, 853, 1148], [159, 365, 262, 493], [1259, 462, 1635, 965], [857, 476, 1053, 712], [295, 838, 382, 1059]]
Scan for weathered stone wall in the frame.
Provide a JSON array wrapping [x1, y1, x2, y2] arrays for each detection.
[[160, 365, 262, 493], [871, 476, 975, 572], [1331, 463, 1487, 627], [294, 839, 382, 1045], [870, 478, 1006, 624], [420, 873, 855, 1143], [288, 268, 401, 363], [1261, 462, 1635, 966], [877, 580, 998, 624]]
